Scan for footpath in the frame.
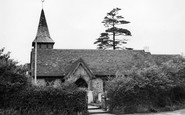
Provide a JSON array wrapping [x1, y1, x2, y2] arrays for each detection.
[[88, 105, 185, 115], [88, 105, 113, 115]]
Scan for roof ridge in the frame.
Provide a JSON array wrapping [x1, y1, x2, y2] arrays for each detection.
[[41, 49, 144, 52], [152, 54, 180, 56]]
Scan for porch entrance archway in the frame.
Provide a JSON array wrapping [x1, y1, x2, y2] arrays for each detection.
[[75, 78, 88, 88]]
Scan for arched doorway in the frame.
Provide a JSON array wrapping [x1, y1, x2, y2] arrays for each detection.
[[75, 78, 88, 88], [75, 78, 94, 104]]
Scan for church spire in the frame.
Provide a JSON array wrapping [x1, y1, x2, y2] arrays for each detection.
[[32, 9, 55, 48]]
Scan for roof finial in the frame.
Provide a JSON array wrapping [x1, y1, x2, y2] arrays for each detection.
[[41, 0, 45, 9]]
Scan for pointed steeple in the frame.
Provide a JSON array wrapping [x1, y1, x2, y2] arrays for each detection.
[[32, 9, 55, 48]]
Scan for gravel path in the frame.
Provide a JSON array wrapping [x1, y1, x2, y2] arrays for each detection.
[[88, 105, 185, 115]]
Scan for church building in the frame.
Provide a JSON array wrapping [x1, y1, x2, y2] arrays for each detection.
[[30, 9, 177, 103]]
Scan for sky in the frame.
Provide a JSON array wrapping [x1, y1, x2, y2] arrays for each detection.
[[0, 0, 185, 64]]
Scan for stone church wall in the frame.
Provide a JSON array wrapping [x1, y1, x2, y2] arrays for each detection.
[[53, 79, 61, 88], [66, 65, 91, 89], [36, 79, 46, 86], [92, 78, 103, 93], [33, 79, 61, 87]]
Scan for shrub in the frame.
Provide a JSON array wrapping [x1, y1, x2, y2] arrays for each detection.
[[7, 86, 87, 115], [0, 109, 19, 115], [0, 48, 28, 108], [106, 56, 185, 114]]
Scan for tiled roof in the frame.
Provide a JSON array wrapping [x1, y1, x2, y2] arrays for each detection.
[[32, 9, 54, 46], [31, 49, 154, 77]]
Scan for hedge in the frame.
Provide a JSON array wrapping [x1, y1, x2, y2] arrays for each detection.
[[106, 57, 185, 114], [3, 86, 87, 115]]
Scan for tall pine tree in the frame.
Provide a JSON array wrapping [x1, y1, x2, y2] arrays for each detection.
[[94, 8, 131, 50]]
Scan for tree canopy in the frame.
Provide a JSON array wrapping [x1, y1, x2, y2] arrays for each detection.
[[94, 8, 131, 50]]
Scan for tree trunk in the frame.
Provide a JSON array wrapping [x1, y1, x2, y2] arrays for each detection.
[[113, 23, 116, 50], [113, 32, 115, 50]]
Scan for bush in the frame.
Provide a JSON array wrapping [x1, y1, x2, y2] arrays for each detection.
[[0, 109, 19, 115], [6, 86, 87, 115], [0, 48, 28, 108], [106, 56, 185, 114]]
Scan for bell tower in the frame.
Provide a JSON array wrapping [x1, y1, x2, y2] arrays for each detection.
[[32, 9, 55, 49]]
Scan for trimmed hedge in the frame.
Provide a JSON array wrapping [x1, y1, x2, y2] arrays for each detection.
[[5, 86, 87, 115]]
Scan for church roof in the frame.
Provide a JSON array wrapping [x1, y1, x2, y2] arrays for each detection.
[[31, 49, 155, 77], [32, 9, 54, 46]]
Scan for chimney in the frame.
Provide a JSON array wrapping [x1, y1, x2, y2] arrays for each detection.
[[144, 46, 150, 52], [181, 52, 184, 57]]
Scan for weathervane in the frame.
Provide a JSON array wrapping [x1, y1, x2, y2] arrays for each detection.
[[41, 0, 45, 8]]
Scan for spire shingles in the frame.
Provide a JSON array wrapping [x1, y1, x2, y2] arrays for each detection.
[[32, 9, 54, 46]]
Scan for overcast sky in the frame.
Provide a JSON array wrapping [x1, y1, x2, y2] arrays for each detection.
[[0, 0, 185, 64]]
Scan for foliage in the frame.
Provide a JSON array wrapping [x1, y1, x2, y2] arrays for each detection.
[[94, 8, 131, 50], [106, 56, 185, 114], [0, 48, 28, 108], [2, 84, 87, 115], [4, 86, 87, 115]]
